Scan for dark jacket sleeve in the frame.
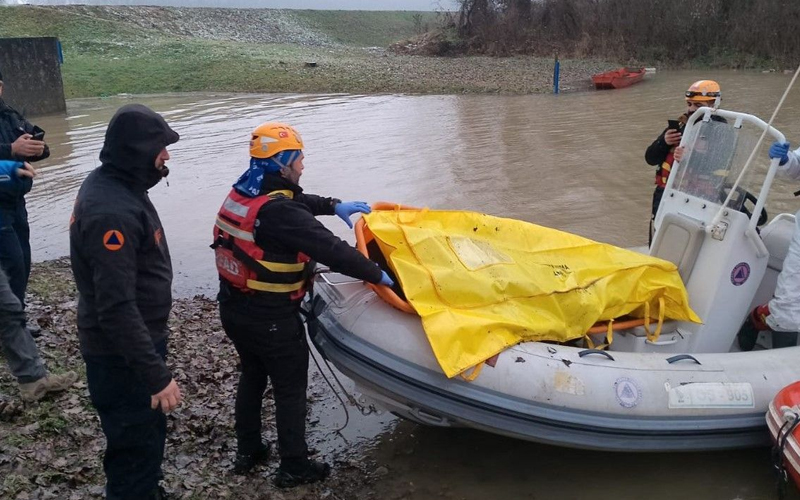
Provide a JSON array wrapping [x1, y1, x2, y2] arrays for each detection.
[[0, 120, 50, 162], [294, 192, 339, 216], [645, 128, 671, 166], [80, 213, 172, 393], [258, 201, 383, 284]]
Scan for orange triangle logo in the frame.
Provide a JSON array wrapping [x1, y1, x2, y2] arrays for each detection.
[[103, 230, 125, 251]]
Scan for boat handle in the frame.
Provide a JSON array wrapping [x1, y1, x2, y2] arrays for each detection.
[[645, 337, 679, 346], [578, 349, 615, 361], [412, 408, 449, 426], [318, 272, 362, 286], [666, 354, 702, 365]]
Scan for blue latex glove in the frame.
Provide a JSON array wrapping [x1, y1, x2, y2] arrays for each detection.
[[769, 141, 791, 166], [334, 201, 371, 229], [378, 270, 395, 287]]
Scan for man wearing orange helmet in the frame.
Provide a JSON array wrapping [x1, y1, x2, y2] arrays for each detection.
[[737, 141, 800, 350], [645, 80, 721, 244], [212, 122, 393, 488]]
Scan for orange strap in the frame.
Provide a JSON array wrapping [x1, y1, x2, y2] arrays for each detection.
[[354, 202, 417, 314]]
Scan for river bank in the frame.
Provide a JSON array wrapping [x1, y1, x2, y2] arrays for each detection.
[[0, 5, 611, 97], [0, 258, 397, 499]]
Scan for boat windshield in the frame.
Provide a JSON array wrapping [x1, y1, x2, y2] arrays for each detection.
[[671, 116, 766, 212]]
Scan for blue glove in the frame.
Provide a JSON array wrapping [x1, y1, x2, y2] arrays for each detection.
[[334, 201, 371, 229], [0, 160, 23, 182], [769, 141, 791, 166], [378, 270, 395, 287]]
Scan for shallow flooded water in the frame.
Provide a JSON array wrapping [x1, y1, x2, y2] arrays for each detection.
[[27, 70, 800, 499]]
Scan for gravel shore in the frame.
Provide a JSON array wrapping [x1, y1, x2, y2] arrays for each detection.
[[0, 259, 392, 499]]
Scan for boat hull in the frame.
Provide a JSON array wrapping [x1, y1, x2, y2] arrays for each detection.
[[308, 289, 786, 452], [767, 384, 800, 490], [592, 67, 646, 89]]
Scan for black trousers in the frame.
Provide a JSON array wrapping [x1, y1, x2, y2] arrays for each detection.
[[84, 340, 167, 500], [219, 298, 309, 464]]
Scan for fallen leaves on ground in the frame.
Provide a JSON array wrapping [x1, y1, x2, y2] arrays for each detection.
[[1, 258, 386, 499]]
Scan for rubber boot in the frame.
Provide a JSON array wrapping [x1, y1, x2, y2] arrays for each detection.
[[274, 459, 331, 489], [233, 442, 271, 475]]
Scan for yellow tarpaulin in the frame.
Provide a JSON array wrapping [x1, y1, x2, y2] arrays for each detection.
[[363, 208, 701, 378]]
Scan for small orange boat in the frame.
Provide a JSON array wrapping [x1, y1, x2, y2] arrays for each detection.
[[767, 382, 800, 495], [592, 67, 646, 90]]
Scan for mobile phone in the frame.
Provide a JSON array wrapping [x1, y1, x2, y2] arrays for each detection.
[[667, 119, 682, 131], [30, 131, 45, 141]]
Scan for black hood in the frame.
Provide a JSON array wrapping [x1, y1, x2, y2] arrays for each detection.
[[99, 104, 179, 191]]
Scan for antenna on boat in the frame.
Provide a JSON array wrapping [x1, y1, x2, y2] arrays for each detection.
[[709, 62, 800, 232]]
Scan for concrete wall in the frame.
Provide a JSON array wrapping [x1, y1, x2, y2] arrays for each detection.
[[0, 37, 66, 117]]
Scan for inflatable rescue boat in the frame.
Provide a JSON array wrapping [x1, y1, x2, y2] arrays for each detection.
[[308, 108, 800, 452]]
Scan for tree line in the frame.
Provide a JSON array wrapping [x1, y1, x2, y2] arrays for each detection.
[[452, 0, 800, 67]]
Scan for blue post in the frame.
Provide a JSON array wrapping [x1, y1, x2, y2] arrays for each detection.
[[553, 56, 560, 94]]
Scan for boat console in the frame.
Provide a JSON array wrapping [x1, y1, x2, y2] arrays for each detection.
[[612, 108, 791, 354]]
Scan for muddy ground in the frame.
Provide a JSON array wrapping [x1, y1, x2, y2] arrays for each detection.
[[0, 258, 394, 500]]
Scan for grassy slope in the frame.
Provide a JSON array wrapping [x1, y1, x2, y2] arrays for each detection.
[[0, 6, 603, 97], [0, 6, 442, 97], [292, 10, 439, 47]]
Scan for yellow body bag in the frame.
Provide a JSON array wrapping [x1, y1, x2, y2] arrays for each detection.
[[361, 207, 701, 379]]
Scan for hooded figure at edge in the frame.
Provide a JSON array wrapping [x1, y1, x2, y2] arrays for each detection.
[[70, 104, 182, 500]]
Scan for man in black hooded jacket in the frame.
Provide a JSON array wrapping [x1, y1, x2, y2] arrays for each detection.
[[70, 104, 181, 500]]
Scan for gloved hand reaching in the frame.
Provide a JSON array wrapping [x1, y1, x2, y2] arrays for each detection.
[[334, 201, 371, 228], [378, 270, 395, 287], [769, 141, 791, 166]]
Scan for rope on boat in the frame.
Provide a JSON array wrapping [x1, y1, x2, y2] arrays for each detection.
[[712, 62, 800, 229], [301, 271, 378, 438], [773, 408, 800, 500]]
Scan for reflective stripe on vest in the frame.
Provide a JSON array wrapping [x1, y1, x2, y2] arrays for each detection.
[[656, 151, 675, 188], [245, 279, 306, 293]]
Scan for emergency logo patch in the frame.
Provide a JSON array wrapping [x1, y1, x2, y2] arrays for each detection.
[[103, 230, 125, 251]]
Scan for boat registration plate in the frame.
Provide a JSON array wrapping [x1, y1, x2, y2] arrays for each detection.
[[668, 382, 754, 409]]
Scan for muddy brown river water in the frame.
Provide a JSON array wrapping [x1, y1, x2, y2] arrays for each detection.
[[25, 70, 800, 499]]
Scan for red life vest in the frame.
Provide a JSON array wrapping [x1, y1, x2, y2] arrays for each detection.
[[212, 189, 311, 299], [656, 151, 675, 188]]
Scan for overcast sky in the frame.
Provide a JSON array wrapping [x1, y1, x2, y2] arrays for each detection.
[[11, 0, 458, 9]]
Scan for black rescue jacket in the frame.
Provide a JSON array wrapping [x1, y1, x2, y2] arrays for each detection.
[[220, 174, 383, 319], [69, 104, 179, 394], [0, 98, 49, 210]]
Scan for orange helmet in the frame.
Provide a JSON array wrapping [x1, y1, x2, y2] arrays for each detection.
[[685, 80, 721, 105], [249, 122, 303, 159]]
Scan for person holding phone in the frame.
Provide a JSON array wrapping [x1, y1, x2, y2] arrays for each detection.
[[0, 68, 50, 338], [644, 80, 721, 245]]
